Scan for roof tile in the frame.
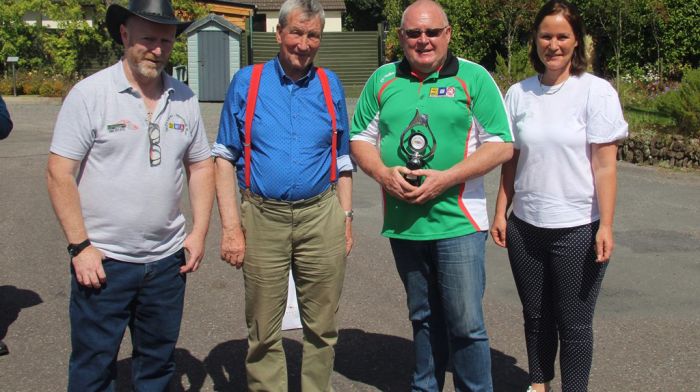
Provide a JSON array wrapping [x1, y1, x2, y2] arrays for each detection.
[[238, 0, 346, 11]]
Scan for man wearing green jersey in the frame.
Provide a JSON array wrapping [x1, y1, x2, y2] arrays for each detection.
[[350, 1, 513, 390]]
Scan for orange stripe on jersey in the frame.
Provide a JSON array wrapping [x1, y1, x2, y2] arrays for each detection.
[[377, 78, 398, 106]]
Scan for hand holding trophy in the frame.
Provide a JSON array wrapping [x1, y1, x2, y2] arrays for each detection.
[[400, 109, 437, 186]]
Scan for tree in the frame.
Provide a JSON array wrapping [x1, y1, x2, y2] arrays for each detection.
[[579, 0, 700, 82], [343, 0, 384, 31], [0, 0, 46, 74], [382, 0, 500, 65], [580, 0, 648, 88], [484, 0, 539, 77], [439, 0, 498, 64], [0, 0, 212, 76], [381, 0, 408, 61], [656, 0, 700, 76], [42, 0, 111, 76], [169, 0, 210, 67]]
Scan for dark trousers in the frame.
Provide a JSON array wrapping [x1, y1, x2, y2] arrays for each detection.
[[68, 250, 186, 392], [506, 215, 607, 392]]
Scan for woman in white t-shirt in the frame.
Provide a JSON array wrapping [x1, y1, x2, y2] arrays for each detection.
[[491, 1, 628, 392]]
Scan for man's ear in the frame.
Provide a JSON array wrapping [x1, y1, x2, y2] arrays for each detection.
[[275, 24, 283, 44], [120, 23, 129, 45]]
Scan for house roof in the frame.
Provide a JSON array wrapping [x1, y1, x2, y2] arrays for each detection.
[[238, 1, 346, 11], [199, 0, 256, 9]]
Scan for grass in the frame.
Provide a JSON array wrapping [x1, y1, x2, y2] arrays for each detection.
[[624, 106, 676, 130]]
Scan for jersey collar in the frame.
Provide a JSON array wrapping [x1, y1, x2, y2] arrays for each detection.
[[397, 50, 458, 80]]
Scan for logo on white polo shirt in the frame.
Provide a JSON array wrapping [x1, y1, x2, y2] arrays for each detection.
[[166, 114, 189, 135], [106, 119, 139, 133]]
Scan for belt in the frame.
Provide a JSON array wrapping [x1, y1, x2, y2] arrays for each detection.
[[241, 185, 336, 209]]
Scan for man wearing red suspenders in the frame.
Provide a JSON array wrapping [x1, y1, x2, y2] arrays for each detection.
[[213, 1, 353, 390]]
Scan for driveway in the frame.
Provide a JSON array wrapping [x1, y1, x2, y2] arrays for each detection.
[[0, 97, 698, 391]]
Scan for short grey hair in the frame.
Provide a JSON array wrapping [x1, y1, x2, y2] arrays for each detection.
[[278, 0, 325, 29]]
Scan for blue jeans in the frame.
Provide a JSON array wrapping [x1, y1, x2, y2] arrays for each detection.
[[68, 250, 186, 392], [390, 232, 492, 392]]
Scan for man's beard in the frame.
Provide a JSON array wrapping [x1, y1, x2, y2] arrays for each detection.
[[135, 59, 164, 79]]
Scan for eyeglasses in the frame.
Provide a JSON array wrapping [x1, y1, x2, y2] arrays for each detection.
[[148, 122, 161, 167], [401, 26, 449, 39]]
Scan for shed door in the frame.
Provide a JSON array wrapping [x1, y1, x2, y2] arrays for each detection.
[[198, 31, 230, 101]]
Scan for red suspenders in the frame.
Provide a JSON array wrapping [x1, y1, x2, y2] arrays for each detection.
[[316, 67, 338, 182], [243, 64, 264, 189], [242, 64, 338, 189]]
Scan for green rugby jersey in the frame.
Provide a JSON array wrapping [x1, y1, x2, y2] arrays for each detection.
[[351, 52, 513, 240]]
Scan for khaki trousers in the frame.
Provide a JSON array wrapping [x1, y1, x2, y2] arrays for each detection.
[[241, 187, 347, 392]]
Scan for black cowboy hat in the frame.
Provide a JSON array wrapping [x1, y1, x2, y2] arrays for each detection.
[[106, 0, 192, 45]]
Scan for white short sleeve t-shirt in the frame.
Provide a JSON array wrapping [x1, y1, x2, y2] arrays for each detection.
[[505, 73, 628, 228], [50, 61, 211, 263]]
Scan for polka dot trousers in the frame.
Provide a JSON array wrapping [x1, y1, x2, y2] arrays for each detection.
[[506, 214, 608, 392]]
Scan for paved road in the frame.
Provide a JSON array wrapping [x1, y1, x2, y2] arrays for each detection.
[[0, 97, 698, 391]]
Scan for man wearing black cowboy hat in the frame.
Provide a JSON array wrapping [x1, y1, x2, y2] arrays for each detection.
[[47, 1, 214, 390]]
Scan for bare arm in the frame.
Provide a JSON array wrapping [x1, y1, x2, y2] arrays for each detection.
[[214, 157, 245, 268], [350, 140, 417, 200], [490, 149, 519, 247], [591, 142, 619, 262], [181, 157, 215, 273], [336, 171, 353, 255], [46, 153, 106, 288], [406, 142, 514, 204]]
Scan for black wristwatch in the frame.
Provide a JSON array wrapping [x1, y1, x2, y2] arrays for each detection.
[[67, 239, 91, 258]]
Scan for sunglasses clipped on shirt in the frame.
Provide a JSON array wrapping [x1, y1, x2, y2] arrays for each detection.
[[148, 121, 161, 167], [401, 26, 449, 39]]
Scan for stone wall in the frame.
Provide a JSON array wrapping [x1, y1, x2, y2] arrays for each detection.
[[618, 134, 700, 169]]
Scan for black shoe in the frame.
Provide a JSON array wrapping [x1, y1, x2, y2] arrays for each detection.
[[0, 340, 8, 356]]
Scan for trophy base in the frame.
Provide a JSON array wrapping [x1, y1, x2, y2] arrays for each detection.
[[404, 174, 421, 187]]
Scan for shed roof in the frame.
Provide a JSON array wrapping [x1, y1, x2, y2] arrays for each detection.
[[184, 13, 243, 35], [238, 0, 346, 11]]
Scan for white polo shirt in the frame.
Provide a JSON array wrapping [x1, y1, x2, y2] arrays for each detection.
[[50, 60, 211, 263]]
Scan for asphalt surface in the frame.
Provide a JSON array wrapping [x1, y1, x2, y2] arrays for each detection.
[[0, 96, 698, 391]]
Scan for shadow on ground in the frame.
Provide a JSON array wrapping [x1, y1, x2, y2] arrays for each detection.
[[0, 285, 43, 340], [115, 328, 527, 391]]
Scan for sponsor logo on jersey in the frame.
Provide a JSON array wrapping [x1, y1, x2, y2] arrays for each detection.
[[429, 86, 456, 98]]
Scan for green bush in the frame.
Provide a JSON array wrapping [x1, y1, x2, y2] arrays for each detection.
[[38, 79, 68, 97], [0, 79, 18, 95], [657, 68, 700, 137], [493, 45, 535, 92], [1, 71, 76, 97]]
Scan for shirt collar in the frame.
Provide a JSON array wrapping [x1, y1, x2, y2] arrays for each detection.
[[273, 55, 314, 86], [397, 50, 459, 80], [111, 59, 175, 97]]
